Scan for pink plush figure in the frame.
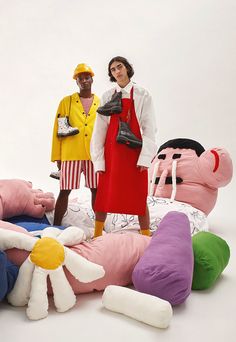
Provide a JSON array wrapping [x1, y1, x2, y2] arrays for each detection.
[[0, 179, 55, 220], [150, 139, 233, 215]]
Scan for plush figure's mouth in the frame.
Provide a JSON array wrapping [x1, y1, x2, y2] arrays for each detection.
[[155, 176, 183, 185]]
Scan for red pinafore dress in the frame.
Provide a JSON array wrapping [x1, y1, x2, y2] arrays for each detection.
[[94, 87, 148, 215]]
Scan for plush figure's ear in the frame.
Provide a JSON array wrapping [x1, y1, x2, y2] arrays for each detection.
[[198, 148, 233, 188], [192, 231, 230, 290], [102, 285, 173, 329]]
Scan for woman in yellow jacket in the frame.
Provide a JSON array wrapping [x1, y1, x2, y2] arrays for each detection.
[[51, 63, 100, 225]]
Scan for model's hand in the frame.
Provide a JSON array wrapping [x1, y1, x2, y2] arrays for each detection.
[[138, 166, 148, 172]]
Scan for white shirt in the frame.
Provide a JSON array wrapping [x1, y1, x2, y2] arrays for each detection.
[[90, 81, 157, 171]]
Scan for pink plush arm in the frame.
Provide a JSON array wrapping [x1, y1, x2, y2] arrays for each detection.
[[198, 148, 233, 188]]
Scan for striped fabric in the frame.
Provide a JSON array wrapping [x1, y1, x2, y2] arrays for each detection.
[[60, 160, 97, 190]]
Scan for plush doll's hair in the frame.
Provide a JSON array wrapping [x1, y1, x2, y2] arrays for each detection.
[[158, 138, 205, 157]]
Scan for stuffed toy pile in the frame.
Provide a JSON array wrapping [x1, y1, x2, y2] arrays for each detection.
[[132, 138, 233, 304], [0, 179, 56, 304], [0, 139, 233, 328]]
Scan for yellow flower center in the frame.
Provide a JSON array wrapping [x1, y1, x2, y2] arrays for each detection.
[[30, 237, 65, 270]]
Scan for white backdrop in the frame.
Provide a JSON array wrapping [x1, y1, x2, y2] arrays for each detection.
[[1, 1, 236, 340], [0, 0, 235, 201]]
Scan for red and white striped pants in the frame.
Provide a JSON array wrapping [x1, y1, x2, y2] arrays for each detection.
[[60, 160, 97, 190]]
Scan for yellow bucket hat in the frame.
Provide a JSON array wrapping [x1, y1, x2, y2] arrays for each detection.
[[73, 63, 94, 79]]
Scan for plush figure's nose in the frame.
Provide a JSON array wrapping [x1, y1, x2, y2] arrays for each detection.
[[157, 169, 168, 189]]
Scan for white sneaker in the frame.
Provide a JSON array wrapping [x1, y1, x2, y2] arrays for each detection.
[[50, 170, 61, 180]]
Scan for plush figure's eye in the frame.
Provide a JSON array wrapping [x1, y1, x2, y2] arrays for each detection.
[[172, 154, 181, 159], [158, 154, 166, 160]]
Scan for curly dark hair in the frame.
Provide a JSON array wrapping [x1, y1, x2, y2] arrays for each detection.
[[108, 56, 134, 82]]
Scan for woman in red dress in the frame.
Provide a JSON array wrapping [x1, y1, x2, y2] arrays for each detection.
[[91, 56, 157, 237]]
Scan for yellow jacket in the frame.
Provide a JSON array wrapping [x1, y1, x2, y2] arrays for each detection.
[[51, 92, 100, 161]]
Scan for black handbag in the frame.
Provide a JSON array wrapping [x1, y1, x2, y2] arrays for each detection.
[[116, 119, 142, 148]]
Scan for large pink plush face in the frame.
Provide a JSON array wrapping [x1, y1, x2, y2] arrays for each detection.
[[150, 141, 233, 215]]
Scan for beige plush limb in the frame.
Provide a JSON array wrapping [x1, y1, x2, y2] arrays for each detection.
[[102, 285, 173, 329]]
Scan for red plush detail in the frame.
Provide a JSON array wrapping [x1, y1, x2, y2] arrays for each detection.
[[210, 150, 220, 173]]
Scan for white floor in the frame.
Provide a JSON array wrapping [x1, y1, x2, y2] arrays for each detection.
[[1, 183, 236, 342]]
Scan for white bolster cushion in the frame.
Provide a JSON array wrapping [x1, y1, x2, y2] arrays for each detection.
[[102, 285, 173, 329]]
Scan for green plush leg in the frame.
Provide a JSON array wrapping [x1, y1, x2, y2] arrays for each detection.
[[192, 231, 230, 290]]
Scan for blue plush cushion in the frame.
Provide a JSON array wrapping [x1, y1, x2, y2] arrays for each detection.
[[5, 215, 64, 232], [0, 251, 19, 301]]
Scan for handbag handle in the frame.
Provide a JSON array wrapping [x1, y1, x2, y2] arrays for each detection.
[[57, 95, 72, 118], [68, 95, 72, 117]]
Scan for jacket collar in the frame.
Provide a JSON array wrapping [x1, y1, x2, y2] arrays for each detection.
[[115, 81, 134, 94], [71, 92, 99, 114]]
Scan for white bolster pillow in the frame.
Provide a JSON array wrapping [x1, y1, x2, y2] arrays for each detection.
[[102, 285, 173, 329]]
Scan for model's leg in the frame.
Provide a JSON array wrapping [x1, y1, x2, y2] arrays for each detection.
[[138, 205, 150, 236], [90, 188, 97, 212], [85, 160, 103, 237], [94, 212, 107, 238], [53, 189, 71, 225]]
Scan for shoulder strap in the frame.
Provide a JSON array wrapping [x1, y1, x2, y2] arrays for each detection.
[[127, 87, 134, 123], [130, 86, 134, 100], [68, 96, 72, 116]]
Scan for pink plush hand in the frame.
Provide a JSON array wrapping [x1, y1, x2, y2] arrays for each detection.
[[0, 179, 55, 220], [32, 190, 55, 211]]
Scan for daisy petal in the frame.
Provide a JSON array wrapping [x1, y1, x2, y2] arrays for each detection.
[[57, 226, 86, 246], [64, 248, 105, 283], [26, 267, 49, 320], [0, 228, 36, 251], [49, 266, 76, 312], [41, 227, 62, 238], [7, 257, 34, 306]]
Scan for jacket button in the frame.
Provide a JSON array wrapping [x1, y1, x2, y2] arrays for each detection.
[[85, 134, 88, 137], [85, 124, 88, 126]]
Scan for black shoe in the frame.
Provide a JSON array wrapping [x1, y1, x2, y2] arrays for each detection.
[[97, 91, 122, 116], [116, 121, 142, 148]]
